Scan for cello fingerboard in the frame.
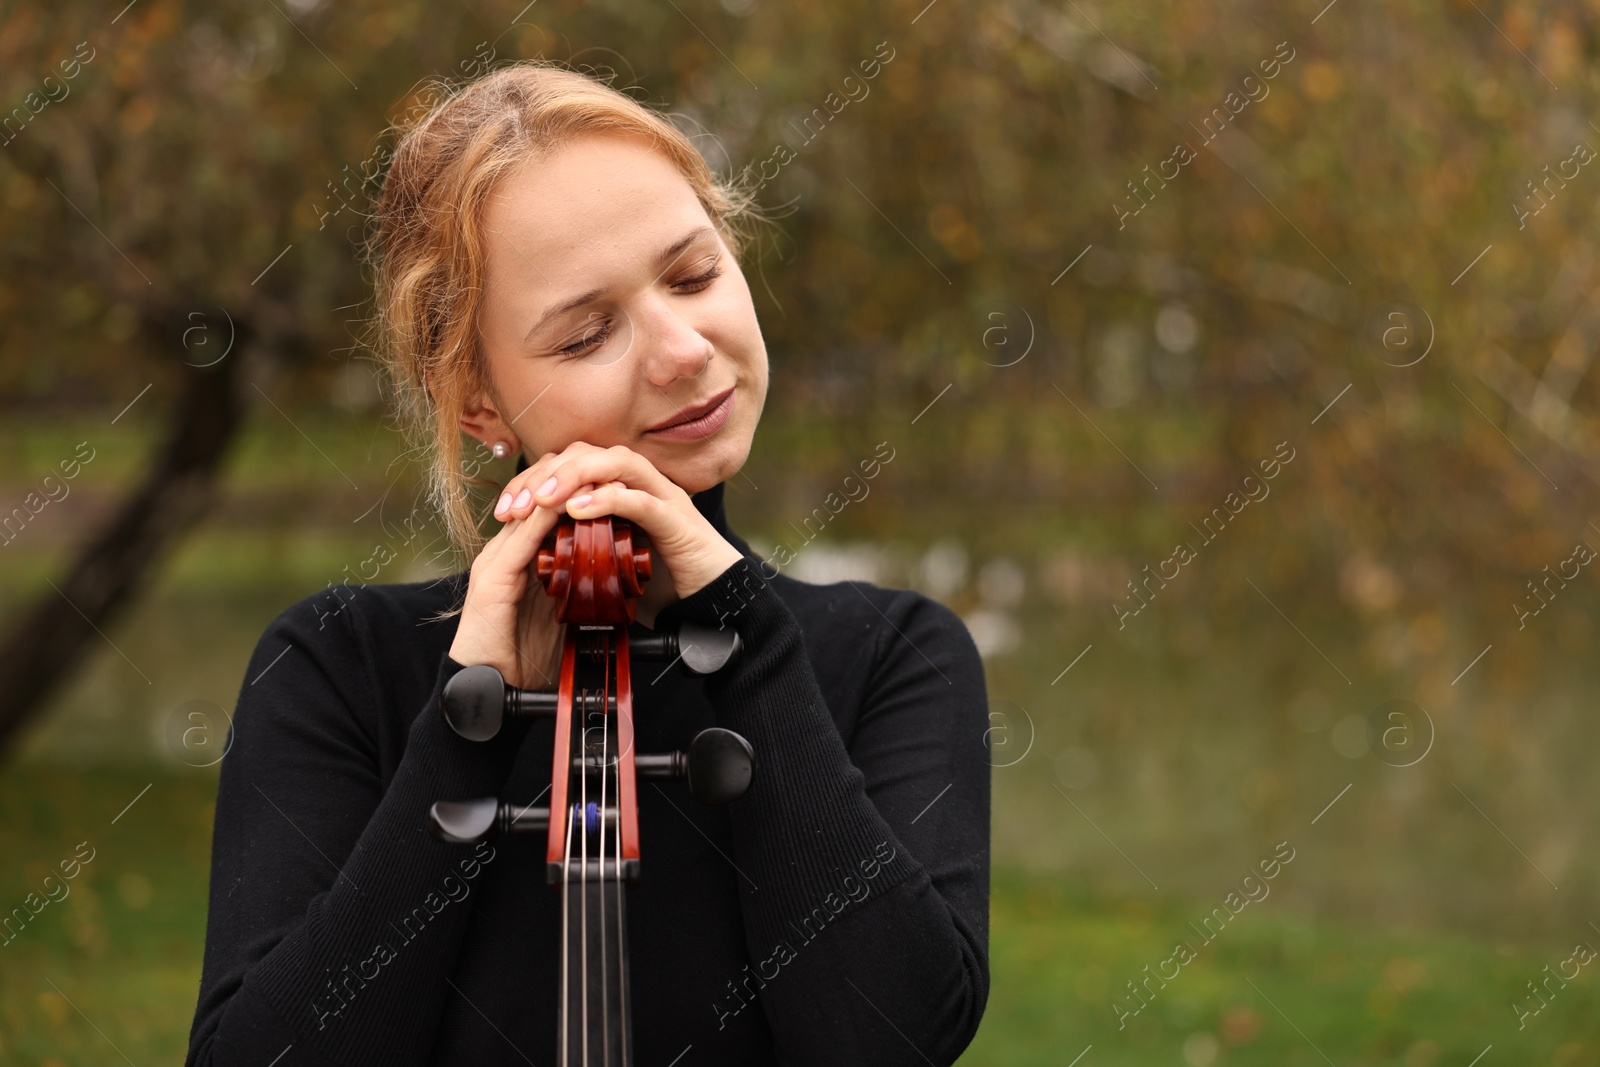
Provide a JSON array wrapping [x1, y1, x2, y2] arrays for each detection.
[[562, 866, 632, 1066]]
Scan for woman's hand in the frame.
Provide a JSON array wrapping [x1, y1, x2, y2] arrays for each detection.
[[448, 497, 569, 689], [449, 441, 743, 686], [496, 441, 743, 600]]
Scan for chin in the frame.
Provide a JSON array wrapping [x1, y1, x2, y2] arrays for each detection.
[[659, 434, 752, 495]]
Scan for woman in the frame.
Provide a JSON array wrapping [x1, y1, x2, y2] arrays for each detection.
[[186, 60, 990, 1067]]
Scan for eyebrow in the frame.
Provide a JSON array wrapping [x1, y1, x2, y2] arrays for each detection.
[[521, 225, 716, 344]]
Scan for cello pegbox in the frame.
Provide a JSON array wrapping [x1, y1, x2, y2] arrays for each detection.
[[536, 516, 652, 624]]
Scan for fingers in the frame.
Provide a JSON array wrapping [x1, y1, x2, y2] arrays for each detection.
[[493, 443, 601, 521], [569, 482, 742, 598], [457, 503, 569, 687], [493, 442, 677, 522], [563, 481, 663, 526], [534, 446, 676, 514], [477, 503, 562, 585]]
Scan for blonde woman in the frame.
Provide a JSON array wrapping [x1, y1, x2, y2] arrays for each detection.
[[186, 61, 990, 1067]]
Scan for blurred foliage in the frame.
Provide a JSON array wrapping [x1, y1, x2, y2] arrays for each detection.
[[3, 0, 1599, 645]]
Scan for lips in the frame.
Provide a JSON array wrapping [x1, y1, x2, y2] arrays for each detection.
[[648, 385, 735, 432]]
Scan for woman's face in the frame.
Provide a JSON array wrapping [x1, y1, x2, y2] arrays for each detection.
[[468, 133, 768, 495]]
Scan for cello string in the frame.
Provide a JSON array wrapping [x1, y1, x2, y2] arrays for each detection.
[[614, 628, 629, 1067], [600, 636, 611, 1065], [562, 783, 575, 1066], [581, 685, 590, 1067]]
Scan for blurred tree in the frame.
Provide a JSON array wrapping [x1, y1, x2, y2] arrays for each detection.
[[3, 0, 1600, 751], [0, 0, 512, 750]]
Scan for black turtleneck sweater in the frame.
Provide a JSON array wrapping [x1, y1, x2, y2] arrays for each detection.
[[185, 481, 990, 1066]]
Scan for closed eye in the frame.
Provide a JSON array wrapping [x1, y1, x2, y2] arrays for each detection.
[[559, 318, 611, 358], [672, 261, 723, 294], [553, 258, 721, 357]]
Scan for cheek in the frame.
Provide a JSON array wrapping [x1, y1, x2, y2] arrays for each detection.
[[712, 270, 767, 370], [537, 371, 639, 450]]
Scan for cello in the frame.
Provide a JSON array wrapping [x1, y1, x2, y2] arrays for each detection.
[[426, 514, 756, 1066]]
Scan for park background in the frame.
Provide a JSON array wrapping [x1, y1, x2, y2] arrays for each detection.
[[4, 0, 1600, 1063]]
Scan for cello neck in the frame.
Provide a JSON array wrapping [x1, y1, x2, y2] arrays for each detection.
[[540, 517, 648, 1064], [558, 647, 634, 1066]]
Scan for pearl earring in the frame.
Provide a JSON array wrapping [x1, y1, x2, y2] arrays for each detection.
[[491, 441, 509, 459]]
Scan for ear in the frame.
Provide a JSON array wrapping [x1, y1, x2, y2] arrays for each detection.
[[457, 389, 518, 453]]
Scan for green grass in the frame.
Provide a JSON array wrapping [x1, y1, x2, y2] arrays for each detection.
[[3, 767, 1598, 1066], [0, 767, 214, 1066], [968, 871, 1600, 1066]]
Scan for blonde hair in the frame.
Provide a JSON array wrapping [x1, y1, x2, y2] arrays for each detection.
[[364, 61, 760, 570]]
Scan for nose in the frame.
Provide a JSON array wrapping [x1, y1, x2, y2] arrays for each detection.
[[636, 291, 712, 386]]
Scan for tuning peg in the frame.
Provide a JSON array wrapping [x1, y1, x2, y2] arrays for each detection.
[[443, 664, 584, 741], [632, 728, 755, 803], [679, 621, 742, 675], [629, 620, 742, 676], [441, 666, 511, 741], [686, 727, 755, 805], [428, 798, 501, 843], [427, 799, 551, 843]]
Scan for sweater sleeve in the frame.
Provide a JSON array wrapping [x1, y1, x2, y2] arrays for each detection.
[[654, 557, 991, 1066], [185, 596, 533, 1067]]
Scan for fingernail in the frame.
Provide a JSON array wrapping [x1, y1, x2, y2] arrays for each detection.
[[568, 493, 593, 509], [538, 475, 558, 497], [513, 488, 532, 508], [496, 492, 513, 515]]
